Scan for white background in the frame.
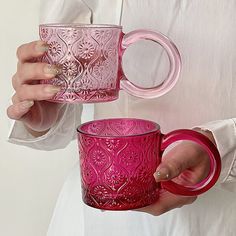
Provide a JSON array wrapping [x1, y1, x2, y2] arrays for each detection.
[[0, 1, 79, 235]]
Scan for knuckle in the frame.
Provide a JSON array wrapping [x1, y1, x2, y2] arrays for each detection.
[[12, 73, 17, 81], [186, 196, 197, 205], [150, 211, 162, 216], [11, 93, 18, 104], [6, 106, 13, 119], [11, 96, 14, 103], [151, 206, 170, 216], [16, 44, 24, 59], [11, 74, 19, 89]]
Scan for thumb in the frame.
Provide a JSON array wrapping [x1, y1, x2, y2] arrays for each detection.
[[153, 142, 198, 182], [154, 161, 183, 182]]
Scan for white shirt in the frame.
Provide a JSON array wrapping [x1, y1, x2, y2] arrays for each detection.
[[8, 1, 236, 235]]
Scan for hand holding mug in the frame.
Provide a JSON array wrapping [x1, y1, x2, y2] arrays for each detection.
[[77, 118, 221, 210], [140, 129, 217, 215], [7, 41, 63, 135], [39, 24, 181, 103]]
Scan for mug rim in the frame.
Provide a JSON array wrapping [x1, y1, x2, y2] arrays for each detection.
[[77, 118, 160, 138], [39, 23, 122, 29]]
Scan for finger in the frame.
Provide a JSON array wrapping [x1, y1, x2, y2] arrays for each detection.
[[17, 84, 61, 101], [7, 101, 34, 120], [154, 142, 202, 182], [16, 40, 49, 62], [12, 73, 20, 91], [11, 93, 20, 104], [17, 63, 61, 84], [137, 190, 197, 216]]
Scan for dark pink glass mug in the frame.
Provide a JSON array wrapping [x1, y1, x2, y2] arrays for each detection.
[[39, 24, 181, 103], [77, 118, 221, 210]]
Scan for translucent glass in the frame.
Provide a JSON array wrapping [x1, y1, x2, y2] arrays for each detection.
[[77, 118, 221, 210], [39, 24, 181, 103]]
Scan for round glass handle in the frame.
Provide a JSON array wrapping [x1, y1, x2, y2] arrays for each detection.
[[120, 29, 182, 99], [160, 129, 221, 196]]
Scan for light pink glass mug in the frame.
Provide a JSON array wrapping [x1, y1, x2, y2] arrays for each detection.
[[39, 24, 181, 103], [77, 118, 221, 210]]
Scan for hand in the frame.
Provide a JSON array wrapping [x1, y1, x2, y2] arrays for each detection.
[[7, 40, 62, 136], [138, 130, 215, 216]]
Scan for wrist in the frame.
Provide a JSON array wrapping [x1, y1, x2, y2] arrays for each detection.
[[193, 128, 216, 146]]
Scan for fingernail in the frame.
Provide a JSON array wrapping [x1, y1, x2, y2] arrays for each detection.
[[44, 64, 62, 77], [154, 168, 170, 182], [35, 41, 49, 52], [20, 101, 34, 111], [44, 86, 61, 94]]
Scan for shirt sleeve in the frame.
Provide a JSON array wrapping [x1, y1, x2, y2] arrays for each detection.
[[196, 119, 236, 189], [7, 0, 94, 150], [8, 104, 83, 151], [39, 0, 94, 24]]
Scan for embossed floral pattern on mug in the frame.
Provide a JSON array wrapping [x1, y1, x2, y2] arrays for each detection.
[[39, 25, 120, 103], [39, 24, 182, 103], [77, 118, 221, 210], [77, 40, 96, 59], [78, 118, 159, 210]]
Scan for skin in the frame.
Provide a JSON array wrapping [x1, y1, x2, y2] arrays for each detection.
[[138, 129, 216, 216], [7, 40, 63, 137], [7, 40, 217, 216]]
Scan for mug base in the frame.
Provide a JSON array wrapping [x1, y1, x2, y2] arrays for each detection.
[[46, 89, 119, 103], [82, 189, 159, 211]]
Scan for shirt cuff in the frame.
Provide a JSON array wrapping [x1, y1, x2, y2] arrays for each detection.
[[8, 104, 82, 151], [196, 119, 236, 184]]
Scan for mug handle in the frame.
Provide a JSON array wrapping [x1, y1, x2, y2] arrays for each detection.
[[160, 129, 221, 196], [120, 30, 182, 98]]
